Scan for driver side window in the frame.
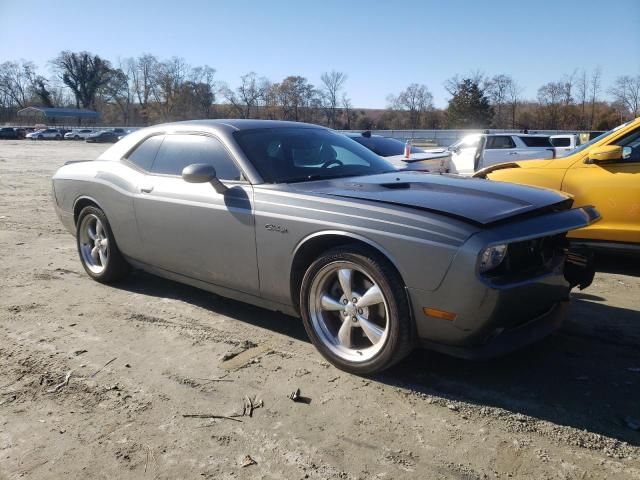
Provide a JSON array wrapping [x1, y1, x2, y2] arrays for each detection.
[[150, 134, 243, 180], [614, 128, 640, 163]]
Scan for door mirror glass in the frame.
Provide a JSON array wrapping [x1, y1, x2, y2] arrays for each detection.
[[587, 145, 622, 163]]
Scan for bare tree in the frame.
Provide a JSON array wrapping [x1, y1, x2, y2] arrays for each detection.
[[537, 81, 566, 129], [320, 71, 347, 128], [506, 79, 522, 128], [188, 65, 217, 118], [589, 67, 602, 128], [151, 57, 189, 120], [389, 83, 434, 129], [102, 60, 135, 125], [222, 72, 268, 118], [576, 69, 589, 128], [609, 75, 640, 119], [486, 74, 515, 128], [342, 94, 357, 129], [130, 54, 158, 124], [53, 51, 113, 109], [0, 60, 36, 108]]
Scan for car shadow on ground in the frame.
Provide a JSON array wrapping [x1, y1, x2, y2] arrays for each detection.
[[118, 271, 640, 446], [595, 252, 640, 277]]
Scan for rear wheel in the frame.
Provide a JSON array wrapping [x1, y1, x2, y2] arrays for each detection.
[[76, 206, 130, 283], [300, 246, 414, 374]]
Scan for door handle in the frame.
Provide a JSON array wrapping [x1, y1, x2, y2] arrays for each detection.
[[508, 152, 518, 155], [140, 185, 154, 193]]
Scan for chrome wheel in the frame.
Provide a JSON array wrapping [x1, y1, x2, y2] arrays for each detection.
[[78, 214, 109, 274], [308, 261, 389, 362]]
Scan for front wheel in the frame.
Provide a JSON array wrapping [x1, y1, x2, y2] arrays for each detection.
[[300, 246, 414, 374], [76, 206, 130, 283]]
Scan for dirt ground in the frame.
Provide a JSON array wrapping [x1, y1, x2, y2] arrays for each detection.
[[0, 139, 639, 480]]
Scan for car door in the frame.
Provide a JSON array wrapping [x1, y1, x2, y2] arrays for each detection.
[[133, 133, 259, 295], [449, 135, 481, 174], [481, 135, 517, 168], [562, 126, 640, 244]]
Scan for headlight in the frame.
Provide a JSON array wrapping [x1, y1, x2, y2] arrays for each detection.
[[479, 244, 508, 273]]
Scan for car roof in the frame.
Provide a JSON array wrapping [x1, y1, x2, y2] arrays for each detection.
[[158, 119, 324, 132]]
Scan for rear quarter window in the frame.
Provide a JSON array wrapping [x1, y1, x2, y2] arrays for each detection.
[[125, 135, 164, 171], [550, 138, 571, 147]]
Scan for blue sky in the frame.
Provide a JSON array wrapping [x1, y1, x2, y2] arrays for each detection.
[[1, 0, 638, 108]]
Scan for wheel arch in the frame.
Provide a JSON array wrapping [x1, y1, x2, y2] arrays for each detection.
[[289, 230, 407, 313], [73, 196, 104, 226]]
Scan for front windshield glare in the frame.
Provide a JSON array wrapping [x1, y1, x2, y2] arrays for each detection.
[[570, 121, 632, 155], [234, 128, 396, 183]]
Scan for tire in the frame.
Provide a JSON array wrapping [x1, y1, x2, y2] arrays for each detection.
[[76, 206, 130, 283], [300, 245, 414, 375]]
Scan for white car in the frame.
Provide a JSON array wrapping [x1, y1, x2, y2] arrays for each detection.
[[550, 134, 580, 157], [64, 129, 95, 140], [26, 128, 62, 140], [436, 134, 557, 175], [345, 132, 450, 173]]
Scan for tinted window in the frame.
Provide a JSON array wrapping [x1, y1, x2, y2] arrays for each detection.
[[519, 136, 553, 147], [614, 126, 640, 163], [126, 135, 164, 171], [486, 136, 515, 149], [151, 134, 242, 180], [352, 136, 425, 157], [234, 127, 395, 183], [550, 137, 570, 147]]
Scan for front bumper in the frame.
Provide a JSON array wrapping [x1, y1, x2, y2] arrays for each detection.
[[418, 300, 568, 359], [406, 205, 599, 358]]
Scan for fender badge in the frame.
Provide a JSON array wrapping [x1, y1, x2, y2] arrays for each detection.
[[265, 224, 288, 233]]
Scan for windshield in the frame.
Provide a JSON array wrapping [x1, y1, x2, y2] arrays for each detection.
[[570, 121, 632, 155], [352, 136, 425, 157], [234, 127, 396, 183]]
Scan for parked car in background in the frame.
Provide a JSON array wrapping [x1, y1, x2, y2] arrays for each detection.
[[0, 127, 19, 140], [26, 128, 62, 140], [345, 131, 450, 173], [15, 128, 26, 139], [85, 131, 119, 143], [65, 129, 95, 140], [52, 119, 598, 374], [551, 134, 580, 157], [441, 134, 557, 175], [475, 117, 640, 253]]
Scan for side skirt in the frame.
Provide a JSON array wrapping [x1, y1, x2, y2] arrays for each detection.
[[125, 257, 299, 318]]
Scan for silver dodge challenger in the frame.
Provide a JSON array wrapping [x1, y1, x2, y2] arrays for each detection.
[[52, 120, 599, 374]]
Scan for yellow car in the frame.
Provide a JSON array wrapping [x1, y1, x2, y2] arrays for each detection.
[[476, 117, 640, 253]]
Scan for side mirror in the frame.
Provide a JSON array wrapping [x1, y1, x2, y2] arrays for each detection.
[[586, 145, 622, 163], [181, 163, 228, 194]]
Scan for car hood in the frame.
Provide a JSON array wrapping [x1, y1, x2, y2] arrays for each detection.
[[290, 171, 572, 226]]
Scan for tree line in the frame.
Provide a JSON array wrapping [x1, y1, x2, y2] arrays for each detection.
[[0, 51, 638, 130]]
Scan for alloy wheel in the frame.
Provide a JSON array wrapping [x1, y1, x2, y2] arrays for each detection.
[[308, 261, 390, 362], [78, 214, 109, 274]]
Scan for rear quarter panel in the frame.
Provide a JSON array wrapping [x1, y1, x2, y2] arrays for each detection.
[[52, 160, 144, 259]]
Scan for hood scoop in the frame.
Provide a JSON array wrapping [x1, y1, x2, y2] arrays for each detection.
[[380, 182, 411, 189]]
